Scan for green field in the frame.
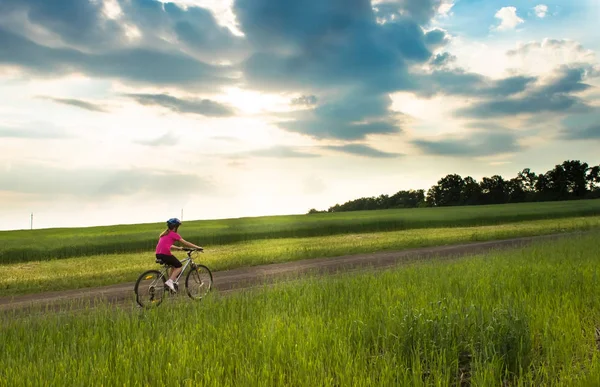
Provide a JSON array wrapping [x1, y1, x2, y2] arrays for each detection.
[[2, 200, 600, 263], [1, 216, 599, 297], [2, 233, 600, 386]]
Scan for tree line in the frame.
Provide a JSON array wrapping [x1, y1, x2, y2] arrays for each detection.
[[308, 160, 600, 213]]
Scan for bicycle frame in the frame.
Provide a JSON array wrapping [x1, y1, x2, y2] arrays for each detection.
[[159, 250, 199, 283], [162, 257, 192, 282]]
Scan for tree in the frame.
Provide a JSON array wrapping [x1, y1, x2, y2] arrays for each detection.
[[461, 176, 482, 205], [561, 160, 589, 198], [479, 175, 508, 204], [534, 173, 550, 201], [390, 190, 426, 208], [507, 177, 527, 203], [427, 174, 465, 206], [587, 165, 600, 192], [516, 168, 537, 201], [545, 164, 569, 200]]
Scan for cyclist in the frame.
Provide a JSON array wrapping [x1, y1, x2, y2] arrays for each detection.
[[155, 218, 203, 292]]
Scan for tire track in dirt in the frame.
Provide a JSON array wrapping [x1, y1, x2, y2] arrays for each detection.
[[0, 232, 589, 315]]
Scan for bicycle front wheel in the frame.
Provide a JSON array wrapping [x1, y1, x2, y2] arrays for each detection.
[[134, 270, 166, 308], [186, 264, 213, 300]]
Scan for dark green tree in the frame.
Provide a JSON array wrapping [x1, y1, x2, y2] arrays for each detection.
[[461, 176, 482, 205], [587, 165, 600, 192], [480, 175, 508, 204], [427, 174, 465, 206]]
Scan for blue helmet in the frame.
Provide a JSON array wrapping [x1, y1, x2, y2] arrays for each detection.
[[167, 218, 182, 226]]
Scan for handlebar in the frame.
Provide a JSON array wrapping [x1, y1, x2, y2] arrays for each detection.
[[183, 247, 203, 252]]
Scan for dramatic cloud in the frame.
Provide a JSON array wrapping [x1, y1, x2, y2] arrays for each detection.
[[38, 97, 108, 113], [0, 0, 123, 48], [125, 94, 235, 117], [493, 7, 524, 31], [534, 4, 548, 18], [0, 0, 246, 61], [424, 29, 449, 48], [235, 0, 441, 94], [324, 144, 403, 158], [560, 111, 600, 140], [278, 93, 402, 140], [0, 164, 214, 198], [419, 70, 537, 98], [563, 125, 600, 140], [0, 28, 233, 88], [429, 52, 457, 68], [457, 66, 594, 118], [119, 0, 247, 61], [413, 131, 522, 157], [374, 0, 455, 25]]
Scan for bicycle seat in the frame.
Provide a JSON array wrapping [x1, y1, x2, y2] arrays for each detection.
[[155, 258, 170, 266]]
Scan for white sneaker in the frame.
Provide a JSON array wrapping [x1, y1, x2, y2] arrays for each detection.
[[165, 279, 177, 292]]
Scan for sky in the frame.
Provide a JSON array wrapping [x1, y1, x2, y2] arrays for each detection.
[[1, 0, 599, 231]]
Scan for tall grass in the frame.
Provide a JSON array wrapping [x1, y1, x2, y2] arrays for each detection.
[[2, 200, 600, 263], [1, 216, 599, 297], [1, 233, 600, 385]]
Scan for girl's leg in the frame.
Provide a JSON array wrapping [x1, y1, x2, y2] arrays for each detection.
[[170, 267, 182, 281]]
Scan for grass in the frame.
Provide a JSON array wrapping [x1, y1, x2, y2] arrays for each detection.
[[2, 200, 600, 263], [2, 232, 600, 386], [1, 215, 599, 297]]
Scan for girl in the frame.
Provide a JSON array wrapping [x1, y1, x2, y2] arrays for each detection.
[[155, 218, 203, 292]]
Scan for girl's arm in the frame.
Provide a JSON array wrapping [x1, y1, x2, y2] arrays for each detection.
[[179, 238, 203, 250]]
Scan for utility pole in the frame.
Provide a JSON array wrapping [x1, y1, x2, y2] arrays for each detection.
[[30, 213, 33, 230]]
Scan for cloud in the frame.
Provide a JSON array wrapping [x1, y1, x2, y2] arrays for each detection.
[[0, 27, 234, 88], [125, 94, 235, 117], [412, 130, 522, 157], [135, 131, 179, 146], [234, 0, 444, 95], [424, 29, 449, 48], [0, 123, 70, 139], [0, 0, 123, 48], [534, 4, 548, 18], [457, 66, 594, 118], [507, 39, 594, 59], [278, 93, 403, 140], [374, 0, 455, 25], [324, 144, 403, 158], [0, 0, 246, 61], [429, 52, 456, 68], [291, 95, 318, 106], [563, 125, 600, 140], [0, 164, 215, 198], [493, 7, 524, 31], [243, 146, 320, 158], [38, 97, 108, 113], [120, 0, 248, 62], [560, 110, 600, 140], [418, 70, 537, 98]]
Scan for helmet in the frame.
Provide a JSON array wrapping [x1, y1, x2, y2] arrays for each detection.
[[167, 218, 182, 226]]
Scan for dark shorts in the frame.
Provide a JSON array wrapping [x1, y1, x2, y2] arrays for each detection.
[[155, 254, 182, 268]]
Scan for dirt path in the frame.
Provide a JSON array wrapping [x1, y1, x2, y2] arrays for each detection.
[[0, 232, 586, 314]]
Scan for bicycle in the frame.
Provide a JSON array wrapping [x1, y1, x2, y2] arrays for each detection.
[[134, 247, 213, 308]]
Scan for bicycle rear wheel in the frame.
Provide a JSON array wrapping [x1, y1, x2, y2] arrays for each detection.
[[134, 270, 166, 308], [185, 264, 213, 300]]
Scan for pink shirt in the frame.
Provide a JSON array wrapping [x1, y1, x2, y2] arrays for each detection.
[[156, 231, 182, 255]]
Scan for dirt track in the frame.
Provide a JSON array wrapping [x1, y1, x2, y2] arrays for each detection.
[[0, 232, 587, 314]]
